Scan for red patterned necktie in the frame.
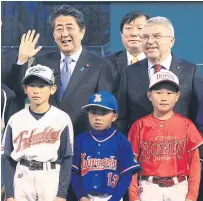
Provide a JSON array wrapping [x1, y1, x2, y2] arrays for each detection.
[[153, 64, 162, 73]]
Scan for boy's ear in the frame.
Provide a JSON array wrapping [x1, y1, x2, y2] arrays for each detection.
[[112, 113, 118, 122], [147, 91, 152, 101], [175, 91, 180, 102], [23, 86, 27, 94], [50, 85, 57, 95]]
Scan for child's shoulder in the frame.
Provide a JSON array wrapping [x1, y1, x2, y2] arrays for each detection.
[[75, 130, 90, 141]]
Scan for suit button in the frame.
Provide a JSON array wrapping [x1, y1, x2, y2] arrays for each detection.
[[97, 152, 100, 155]]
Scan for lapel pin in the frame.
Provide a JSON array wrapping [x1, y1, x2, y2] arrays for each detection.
[[177, 66, 180, 69], [85, 64, 89, 68], [80, 67, 85, 71]]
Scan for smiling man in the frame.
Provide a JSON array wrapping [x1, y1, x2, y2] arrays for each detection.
[[106, 11, 150, 96], [12, 5, 114, 137], [116, 16, 203, 135]]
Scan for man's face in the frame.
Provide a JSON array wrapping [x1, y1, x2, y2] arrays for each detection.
[[142, 24, 175, 63], [121, 16, 147, 54], [53, 15, 86, 56]]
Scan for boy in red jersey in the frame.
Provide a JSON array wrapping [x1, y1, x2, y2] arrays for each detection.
[[128, 70, 203, 201]]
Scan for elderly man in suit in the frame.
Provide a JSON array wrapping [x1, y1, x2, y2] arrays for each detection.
[[12, 4, 114, 137], [116, 16, 203, 134], [106, 11, 150, 96]]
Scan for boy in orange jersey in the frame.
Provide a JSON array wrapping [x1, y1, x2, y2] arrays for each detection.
[[128, 70, 203, 201]]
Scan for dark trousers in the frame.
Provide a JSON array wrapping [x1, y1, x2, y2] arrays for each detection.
[[67, 184, 78, 201]]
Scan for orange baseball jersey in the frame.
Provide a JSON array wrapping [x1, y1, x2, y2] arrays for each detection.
[[128, 113, 203, 177]]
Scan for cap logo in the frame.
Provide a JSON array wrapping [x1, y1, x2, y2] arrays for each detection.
[[156, 72, 175, 81], [28, 66, 46, 74], [93, 94, 102, 102]]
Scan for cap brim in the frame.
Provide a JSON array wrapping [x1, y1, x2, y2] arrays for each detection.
[[81, 104, 115, 111], [149, 80, 180, 90], [22, 74, 53, 85]]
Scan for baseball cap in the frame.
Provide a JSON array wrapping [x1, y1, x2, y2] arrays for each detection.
[[81, 90, 118, 113], [149, 70, 179, 90], [22, 64, 55, 85]]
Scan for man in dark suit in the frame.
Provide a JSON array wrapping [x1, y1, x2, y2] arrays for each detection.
[[116, 16, 203, 135], [12, 5, 114, 201], [106, 11, 149, 96], [12, 5, 114, 137]]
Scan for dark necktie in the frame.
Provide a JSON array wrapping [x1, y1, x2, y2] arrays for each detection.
[[60, 57, 72, 100], [153, 64, 162, 73]]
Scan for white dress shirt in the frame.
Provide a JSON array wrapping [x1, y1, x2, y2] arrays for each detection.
[[148, 54, 172, 80]]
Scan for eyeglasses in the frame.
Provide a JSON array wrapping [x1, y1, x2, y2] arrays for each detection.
[[141, 34, 172, 42]]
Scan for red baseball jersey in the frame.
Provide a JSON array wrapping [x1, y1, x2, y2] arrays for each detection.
[[128, 113, 203, 177]]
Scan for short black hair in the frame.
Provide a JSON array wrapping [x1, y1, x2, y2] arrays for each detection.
[[120, 11, 150, 33], [149, 81, 179, 92], [49, 4, 85, 31]]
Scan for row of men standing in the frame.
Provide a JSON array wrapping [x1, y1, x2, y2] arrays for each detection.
[[1, 4, 203, 201]]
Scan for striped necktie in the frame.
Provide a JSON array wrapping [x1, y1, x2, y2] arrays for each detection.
[[60, 56, 72, 100]]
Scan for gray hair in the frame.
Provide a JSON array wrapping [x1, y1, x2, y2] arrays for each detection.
[[143, 16, 175, 37]]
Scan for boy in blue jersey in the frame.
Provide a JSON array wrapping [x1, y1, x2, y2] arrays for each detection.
[[72, 90, 140, 201]]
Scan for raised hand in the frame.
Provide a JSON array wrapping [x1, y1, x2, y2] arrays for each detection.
[[18, 29, 42, 65]]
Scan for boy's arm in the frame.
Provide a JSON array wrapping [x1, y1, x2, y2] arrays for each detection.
[[108, 171, 132, 201], [56, 125, 73, 199], [129, 174, 139, 201], [4, 155, 17, 199], [71, 171, 88, 200], [186, 148, 201, 201], [71, 137, 88, 200]]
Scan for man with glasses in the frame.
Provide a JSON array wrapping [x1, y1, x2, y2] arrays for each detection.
[[116, 16, 203, 135], [106, 11, 149, 97]]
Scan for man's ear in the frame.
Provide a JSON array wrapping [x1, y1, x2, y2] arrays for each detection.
[[147, 91, 152, 101], [50, 85, 57, 95]]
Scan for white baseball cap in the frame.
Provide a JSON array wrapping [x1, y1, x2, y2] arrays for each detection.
[[149, 70, 179, 90], [22, 64, 55, 85]]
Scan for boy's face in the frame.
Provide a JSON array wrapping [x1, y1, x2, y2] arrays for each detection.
[[147, 83, 180, 114], [88, 106, 118, 131], [24, 77, 56, 106]]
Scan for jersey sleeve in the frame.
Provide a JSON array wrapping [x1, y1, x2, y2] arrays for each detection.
[[128, 121, 141, 157], [57, 125, 73, 164], [187, 120, 203, 152], [119, 136, 140, 175], [72, 136, 81, 173]]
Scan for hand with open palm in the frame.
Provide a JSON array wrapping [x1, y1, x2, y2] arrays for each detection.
[[18, 29, 42, 65]]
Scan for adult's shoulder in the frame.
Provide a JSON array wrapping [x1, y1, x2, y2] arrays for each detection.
[[172, 55, 197, 69], [1, 83, 17, 100], [105, 50, 126, 61], [35, 50, 60, 61], [126, 58, 148, 73]]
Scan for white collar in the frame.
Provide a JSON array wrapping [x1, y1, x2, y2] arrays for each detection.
[[60, 46, 82, 63], [148, 53, 172, 70], [127, 51, 146, 64]]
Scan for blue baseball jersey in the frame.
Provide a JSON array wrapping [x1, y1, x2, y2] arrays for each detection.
[[72, 127, 140, 194]]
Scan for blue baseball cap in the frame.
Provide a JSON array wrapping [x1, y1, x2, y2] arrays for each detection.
[[81, 90, 118, 113]]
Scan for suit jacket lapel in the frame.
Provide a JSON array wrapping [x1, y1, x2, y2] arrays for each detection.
[[61, 49, 89, 102], [138, 59, 150, 91], [49, 52, 61, 105], [116, 51, 128, 77], [169, 55, 183, 77]]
